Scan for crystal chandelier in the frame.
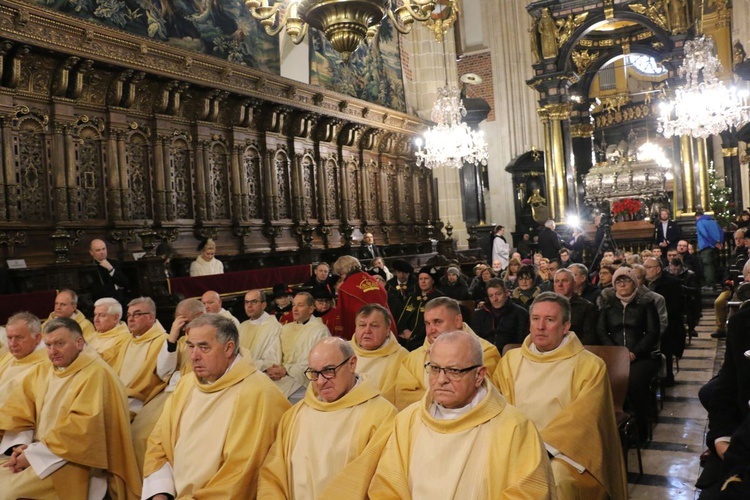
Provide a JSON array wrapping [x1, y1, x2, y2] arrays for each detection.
[[658, 36, 750, 139], [414, 86, 488, 169]]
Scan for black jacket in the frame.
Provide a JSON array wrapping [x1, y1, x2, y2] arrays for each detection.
[[596, 287, 660, 359], [359, 244, 382, 260], [653, 220, 682, 249], [538, 227, 563, 261], [88, 259, 129, 302], [570, 295, 598, 345], [647, 273, 686, 358], [472, 301, 529, 353], [387, 275, 418, 301], [438, 276, 470, 301], [396, 288, 444, 351]]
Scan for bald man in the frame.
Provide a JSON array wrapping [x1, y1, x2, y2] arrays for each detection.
[[0, 313, 46, 411], [259, 337, 396, 498], [201, 290, 241, 329], [42, 289, 95, 340], [88, 238, 129, 302]]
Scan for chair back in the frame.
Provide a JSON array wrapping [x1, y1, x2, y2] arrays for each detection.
[[584, 345, 631, 413], [459, 300, 475, 324], [502, 343, 521, 356]]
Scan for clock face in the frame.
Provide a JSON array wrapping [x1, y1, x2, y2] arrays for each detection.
[[627, 54, 667, 76]]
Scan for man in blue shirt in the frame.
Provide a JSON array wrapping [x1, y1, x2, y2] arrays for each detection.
[[695, 207, 725, 288]]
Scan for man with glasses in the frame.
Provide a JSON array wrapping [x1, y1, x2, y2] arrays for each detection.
[[267, 292, 330, 403], [494, 292, 627, 499], [238, 289, 282, 373], [370, 330, 554, 498], [259, 337, 396, 498], [109, 296, 169, 419], [88, 297, 130, 363]]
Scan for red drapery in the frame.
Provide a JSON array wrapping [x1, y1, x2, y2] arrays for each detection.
[[0, 289, 57, 325]]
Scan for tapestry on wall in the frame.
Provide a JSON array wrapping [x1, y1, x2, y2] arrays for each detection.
[[32, 0, 280, 73], [309, 18, 406, 112]]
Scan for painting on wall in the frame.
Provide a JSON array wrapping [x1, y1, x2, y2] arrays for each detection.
[[32, 0, 280, 73], [309, 18, 406, 112]]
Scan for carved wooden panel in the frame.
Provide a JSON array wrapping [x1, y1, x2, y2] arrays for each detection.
[[385, 165, 397, 221], [403, 170, 414, 222], [74, 125, 106, 220], [301, 153, 317, 220], [169, 137, 193, 219], [366, 160, 379, 221], [243, 145, 262, 219], [12, 127, 51, 221], [419, 173, 430, 221], [324, 156, 339, 221], [125, 132, 152, 220], [274, 149, 291, 220], [208, 142, 230, 220], [346, 160, 360, 221]]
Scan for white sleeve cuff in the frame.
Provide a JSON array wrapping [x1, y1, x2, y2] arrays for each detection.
[[129, 397, 144, 415], [25, 441, 67, 479], [716, 437, 732, 445], [142, 462, 176, 500], [0, 429, 33, 455], [544, 442, 586, 474], [156, 344, 178, 381]]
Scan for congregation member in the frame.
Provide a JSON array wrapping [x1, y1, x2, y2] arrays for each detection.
[[142, 315, 289, 499], [303, 261, 337, 296], [511, 264, 541, 310], [369, 331, 555, 498], [538, 218, 564, 260], [494, 293, 628, 499], [669, 257, 701, 337], [238, 289, 282, 372], [369, 267, 404, 318], [677, 239, 703, 279], [271, 284, 294, 324], [259, 337, 396, 498], [558, 248, 572, 268], [0, 313, 46, 410], [89, 297, 131, 363], [267, 292, 330, 402], [502, 257, 521, 290], [350, 304, 408, 404], [0, 318, 141, 499], [312, 288, 342, 336], [189, 238, 224, 276], [386, 259, 417, 301], [334, 255, 394, 340], [396, 266, 444, 350], [695, 208, 725, 288], [130, 298, 205, 471], [201, 290, 241, 328], [42, 289, 95, 339], [469, 266, 494, 302], [553, 268, 598, 345], [370, 257, 393, 281], [395, 297, 500, 410], [438, 266, 470, 300], [359, 231, 382, 260], [471, 278, 529, 353], [654, 207, 682, 250], [88, 238, 129, 303], [570, 263, 600, 304]]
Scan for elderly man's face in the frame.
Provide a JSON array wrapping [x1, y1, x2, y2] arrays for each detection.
[[529, 300, 570, 352], [54, 292, 77, 318], [187, 324, 235, 383], [308, 343, 356, 403], [201, 292, 222, 314], [315, 265, 330, 282], [354, 311, 390, 350], [292, 295, 315, 323], [127, 303, 155, 337], [553, 272, 575, 298], [244, 291, 266, 320], [486, 286, 508, 309], [44, 327, 84, 368], [492, 261, 503, 272], [6, 321, 41, 360], [677, 241, 688, 253], [644, 259, 662, 282], [424, 305, 462, 345], [93, 305, 119, 332], [428, 338, 486, 409]]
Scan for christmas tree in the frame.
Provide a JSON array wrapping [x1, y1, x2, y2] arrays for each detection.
[[708, 162, 733, 228]]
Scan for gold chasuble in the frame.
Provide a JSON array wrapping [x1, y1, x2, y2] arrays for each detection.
[[144, 351, 290, 499], [0, 349, 141, 500], [350, 333, 407, 405], [394, 330, 500, 410], [494, 333, 628, 500], [258, 380, 396, 499], [42, 310, 95, 340], [110, 322, 168, 405], [87, 322, 130, 364], [369, 380, 554, 499], [239, 315, 282, 371], [0, 349, 47, 408], [275, 317, 331, 398]]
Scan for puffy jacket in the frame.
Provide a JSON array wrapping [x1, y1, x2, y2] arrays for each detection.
[[596, 287, 660, 359]]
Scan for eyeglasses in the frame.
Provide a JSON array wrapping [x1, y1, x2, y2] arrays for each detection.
[[126, 311, 153, 319], [424, 362, 482, 380], [304, 356, 352, 381], [244, 299, 262, 305], [518, 276, 534, 281], [614, 278, 633, 285]]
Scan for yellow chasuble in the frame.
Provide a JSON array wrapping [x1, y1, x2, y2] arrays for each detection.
[[0, 349, 141, 500], [0, 340, 7, 358], [109, 322, 168, 404], [394, 329, 500, 411], [0, 349, 47, 409], [87, 322, 130, 364], [494, 333, 628, 500], [258, 379, 396, 499], [43, 310, 95, 339], [144, 351, 290, 499], [275, 317, 331, 398], [369, 380, 554, 499], [239, 315, 282, 371], [350, 333, 408, 405]]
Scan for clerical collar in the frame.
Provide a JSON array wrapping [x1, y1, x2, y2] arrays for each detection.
[[431, 385, 487, 420], [248, 312, 270, 325], [530, 334, 571, 355], [203, 353, 242, 385], [297, 317, 311, 325]]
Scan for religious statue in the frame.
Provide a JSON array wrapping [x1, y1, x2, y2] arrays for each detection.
[[556, 13, 588, 47], [530, 17, 541, 64], [629, 0, 669, 31], [668, 0, 688, 33], [527, 188, 547, 207], [527, 188, 549, 225], [539, 8, 558, 60]]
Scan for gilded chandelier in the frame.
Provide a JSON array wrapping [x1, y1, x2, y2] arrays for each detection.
[[245, 0, 447, 61], [658, 36, 750, 139]]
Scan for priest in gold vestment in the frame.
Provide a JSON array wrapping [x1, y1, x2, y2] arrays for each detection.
[[369, 331, 554, 498], [259, 337, 396, 499], [238, 289, 282, 371], [142, 314, 290, 499], [494, 292, 628, 499], [394, 297, 500, 410], [0, 313, 47, 412], [267, 292, 330, 402], [89, 297, 131, 363], [349, 303, 407, 405], [0, 317, 141, 500], [41, 289, 95, 339]]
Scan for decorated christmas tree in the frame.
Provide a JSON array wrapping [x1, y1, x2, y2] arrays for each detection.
[[708, 162, 733, 228]]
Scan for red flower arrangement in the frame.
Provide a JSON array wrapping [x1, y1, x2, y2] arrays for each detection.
[[612, 198, 642, 217]]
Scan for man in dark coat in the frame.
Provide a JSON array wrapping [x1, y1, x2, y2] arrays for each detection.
[[387, 259, 417, 301], [553, 268, 598, 345], [538, 219, 564, 261], [471, 278, 529, 353], [653, 208, 682, 250], [88, 238, 129, 303], [396, 266, 444, 351], [358, 232, 382, 260]]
